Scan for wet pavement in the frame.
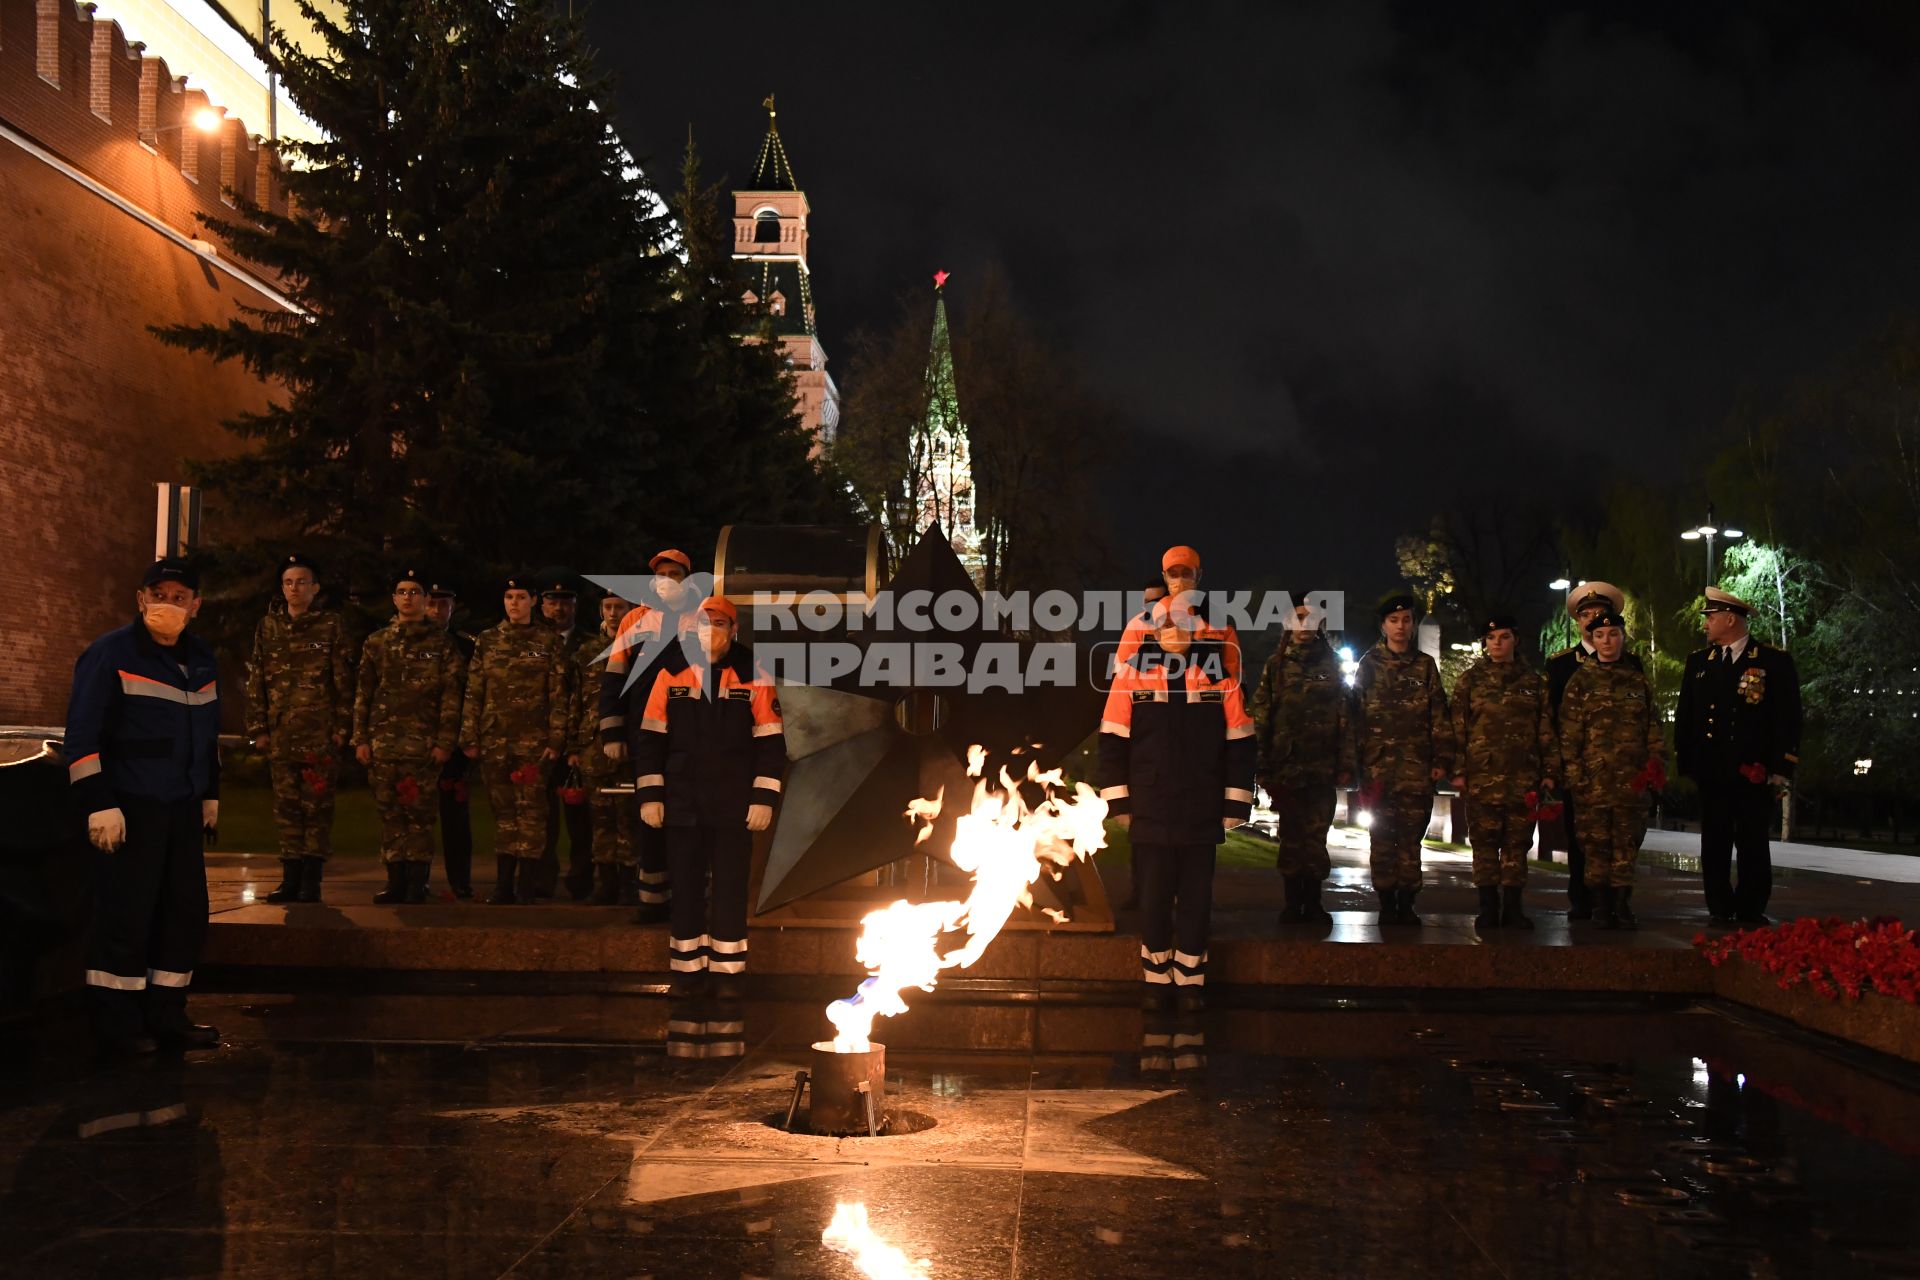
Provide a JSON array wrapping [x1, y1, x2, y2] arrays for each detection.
[[8, 993, 1920, 1277]]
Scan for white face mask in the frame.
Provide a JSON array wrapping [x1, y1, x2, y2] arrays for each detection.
[[142, 601, 190, 642]]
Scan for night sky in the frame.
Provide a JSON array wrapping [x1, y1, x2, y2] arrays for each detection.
[[577, 0, 1920, 605]]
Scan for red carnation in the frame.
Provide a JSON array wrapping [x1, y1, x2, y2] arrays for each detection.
[[301, 767, 331, 797], [395, 775, 421, 805], [1739, 761, 1769, 785], [453, 781, 470, 803], [1631, 758, 1668, 794], [558, 785, 587, 805]]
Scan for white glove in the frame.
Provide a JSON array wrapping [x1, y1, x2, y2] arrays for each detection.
[[640, 801, 664, 828], [202, 799, 219, 828], [603, 741, 628, 761], [746, 803, 773, 832], [88, 808, 126, 852]]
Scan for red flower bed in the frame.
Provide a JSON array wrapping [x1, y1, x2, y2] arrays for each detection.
[[1695, 916, 1920, 1004]]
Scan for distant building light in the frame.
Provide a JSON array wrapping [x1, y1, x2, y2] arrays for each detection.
[[1855, 759, 1873, 776]]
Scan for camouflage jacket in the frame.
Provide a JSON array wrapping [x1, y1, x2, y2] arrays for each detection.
[[570, 628, 623, 778], [460, 620, 570, 754], [1449, 657, 1559, 804], [351, 617, 466, 759], [1249, 633, 1353, 787], [245, 608, 354, 753], [1559, 659, 1664, 805], [1353, 643, 1452, 794]]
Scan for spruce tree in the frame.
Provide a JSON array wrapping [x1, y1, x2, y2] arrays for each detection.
[[157, 0, 677, 594]]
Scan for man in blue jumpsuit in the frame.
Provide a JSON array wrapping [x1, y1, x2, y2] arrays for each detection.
[[64, 558, 222, 1057]]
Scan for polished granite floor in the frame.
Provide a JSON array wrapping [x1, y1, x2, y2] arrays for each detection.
[[6, 994, 1920, 1278]]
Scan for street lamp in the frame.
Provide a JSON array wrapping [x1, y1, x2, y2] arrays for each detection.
[[1679, 504, 1743, 585], [154, 107, 225, 136], [1548, 577, 1571, 592]]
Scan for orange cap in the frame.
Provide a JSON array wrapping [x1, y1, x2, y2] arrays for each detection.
[[1161, 545, 1201, 573], [697, 595, 738, 624], [649, 548, 692, 573]]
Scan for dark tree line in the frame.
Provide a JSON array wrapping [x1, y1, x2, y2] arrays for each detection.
[[158, 0, 848, 629]]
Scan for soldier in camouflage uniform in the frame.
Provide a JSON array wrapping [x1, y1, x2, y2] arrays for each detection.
[[427, 582, 476, 897], [1352, 594, 1452, 926], [461, 576, 571, 905], [1250, 596, 1353, 924], [1559, 610, 1665, 930], [571, 592, 638, 905], [1448, 614, 1559, 931], [246, 554, 354, 904], [352, 569, 467, 904], [533, 575, 595, 901]]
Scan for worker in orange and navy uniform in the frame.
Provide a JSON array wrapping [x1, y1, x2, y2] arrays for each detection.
[[63, 558, 222, 1058], [1114, 545, 1244, 682], [635, 593, 786, 996], [1099, 595, 1256, 1013], [601, 548, 700, 923]]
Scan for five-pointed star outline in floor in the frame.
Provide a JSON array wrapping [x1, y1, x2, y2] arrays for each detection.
[[444, 1086, 1202, 1204]]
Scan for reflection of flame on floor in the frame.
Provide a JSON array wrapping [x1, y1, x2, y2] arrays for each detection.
[[822, 1202, 931, 1280], [826, 745, 1108, 1052]]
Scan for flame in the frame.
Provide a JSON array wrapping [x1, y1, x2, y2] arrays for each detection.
[[825, 747, 1108, 1051], [823, 1202, 931, 1279]]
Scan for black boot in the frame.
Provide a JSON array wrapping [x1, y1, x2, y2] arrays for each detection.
[[1474, 886, 1501, 930], [373, 861, 405, 904], [617, 866, 640, 908], [1302, 877, 1333, 924], [297, 856, 324, 903], [565, 855, 594, 902], [488, 856, 518, 905], [1614, 886, 1638, 930], [589, 864, 619, 905], [1280, 875, 1304, 924], [1400, 890, 1423, 927], [1595, 885, 1618, 930], [264, 859, 301, 903], [1502, 885, 1533, 930], [1376, 889, 1396, 926], [404, 860, 430, 904]]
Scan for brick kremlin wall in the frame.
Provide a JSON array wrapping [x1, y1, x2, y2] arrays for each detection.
[[0, 0, 285, 723]]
